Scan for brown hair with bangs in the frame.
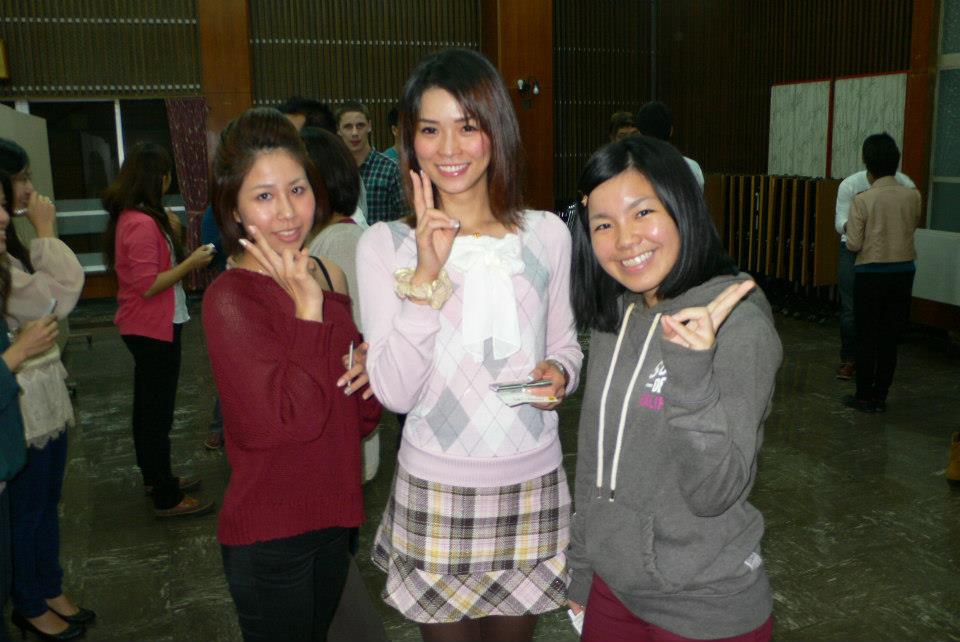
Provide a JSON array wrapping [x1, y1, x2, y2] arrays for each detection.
[[211, 107, 328, 257], [398, 48, 525, 228]]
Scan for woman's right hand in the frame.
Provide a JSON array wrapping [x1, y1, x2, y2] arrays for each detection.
[[185, 244, 216, 271], [3, 315, 58, 371], [25, 192, 57, 238], [240, 226, 324, 321], [568, 600, 583, 615], [411, 170, 458, 285]]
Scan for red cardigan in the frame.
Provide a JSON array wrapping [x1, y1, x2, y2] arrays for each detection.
[[113, 210, 176, 341], [202, 269, 381, 546]]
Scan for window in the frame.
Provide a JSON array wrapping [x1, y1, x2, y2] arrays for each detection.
[[27, 101, 118, 202], [16, 99, 185, 273], [928, 6, 960, 233]]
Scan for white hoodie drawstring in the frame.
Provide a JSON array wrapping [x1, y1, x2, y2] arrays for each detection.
[[596, 307, 661, 501]]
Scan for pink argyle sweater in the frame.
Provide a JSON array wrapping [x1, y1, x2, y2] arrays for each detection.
[[356, 210, 582, 488]]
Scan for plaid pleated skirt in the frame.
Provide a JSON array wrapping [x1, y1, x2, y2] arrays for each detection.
[[372, 464, 571, 623]]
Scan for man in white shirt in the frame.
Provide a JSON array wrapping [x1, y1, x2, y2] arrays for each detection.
[[635, 101, 704, 190], [834, 147, 915, 380]]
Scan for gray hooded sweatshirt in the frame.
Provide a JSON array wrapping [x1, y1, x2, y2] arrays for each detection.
[[567, 273, 782, 639]]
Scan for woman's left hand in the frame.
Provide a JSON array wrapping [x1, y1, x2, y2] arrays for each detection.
[[338, 342, 375, 400], [528, 360, 567, 410], [661, 280, 755, 350]]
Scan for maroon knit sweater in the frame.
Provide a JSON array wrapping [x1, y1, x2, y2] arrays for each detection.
[[202, 269, 381, 546]]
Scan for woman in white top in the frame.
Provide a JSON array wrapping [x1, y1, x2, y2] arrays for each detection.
[[0, 138, 91, 640]]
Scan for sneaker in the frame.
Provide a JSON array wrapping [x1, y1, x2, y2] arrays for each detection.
[[204, 433, 224, 450], [154, 495, 216, 518], [836, 361, 855, 380], [841, 394, 875, 413], [872, 399, 887, 413]]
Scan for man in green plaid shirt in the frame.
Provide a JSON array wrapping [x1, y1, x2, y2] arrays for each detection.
[[337, 101, 406, 224]]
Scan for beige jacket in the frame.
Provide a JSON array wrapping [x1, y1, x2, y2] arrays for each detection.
[[845, 176, 921, 266]]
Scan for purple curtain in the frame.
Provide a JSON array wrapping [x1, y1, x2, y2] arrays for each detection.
[[164, 97, 216, 290]]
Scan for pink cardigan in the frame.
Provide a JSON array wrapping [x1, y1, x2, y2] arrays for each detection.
[[113, 209, 176, 342]]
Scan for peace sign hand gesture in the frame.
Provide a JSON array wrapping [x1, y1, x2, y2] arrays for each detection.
[[661, 280, 756, 351], [239, 226, 324, 322], [411, 170, 458, 286]]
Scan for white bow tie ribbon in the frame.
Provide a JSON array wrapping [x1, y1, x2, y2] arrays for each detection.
[[446, 234, 525, 362]]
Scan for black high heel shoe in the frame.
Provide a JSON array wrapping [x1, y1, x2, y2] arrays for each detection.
[[46, 606, 95, 627], [10, 611, 84, 640]]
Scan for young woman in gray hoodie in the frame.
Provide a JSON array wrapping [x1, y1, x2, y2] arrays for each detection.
[[567, 136, 782, 641]]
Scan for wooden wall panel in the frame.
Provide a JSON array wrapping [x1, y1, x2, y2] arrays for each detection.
[[198, 0, 251, 135], [482, 0, 554, 212], [553, 0, 653, 206], [248, 0, 480, 153], [0, 0, 201, 99], [657, 0, 912, 176]]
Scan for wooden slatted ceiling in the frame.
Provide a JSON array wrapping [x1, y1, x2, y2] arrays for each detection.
[[0, 0, 201, 98], [247, 0, 480, 153]]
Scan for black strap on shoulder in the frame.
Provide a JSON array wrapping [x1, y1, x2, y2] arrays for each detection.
[[310, 256, 334, 291]]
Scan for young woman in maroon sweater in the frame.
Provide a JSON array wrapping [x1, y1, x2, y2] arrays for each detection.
[[202, 108, 381, 642]]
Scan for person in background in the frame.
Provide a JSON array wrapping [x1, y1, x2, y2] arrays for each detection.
[[278, 96, 337, 133], [302, 126, 382, 483], [568, 135, 779, 642], [0, 170, 77, 641], [608, 111, 638, 142], [635, 101, 705, 191], [198, 203, 226, 451], [841, 133, 920, 414], [833, 143, 915, 381], [336, 101, 406, 224], [205, 107, 381, 642], [300, 123, 391, 642], [383, 105, 401, 164], [358, 48, 582, 642], [102, 142, 216, 518], [0, 139, 92, 640]]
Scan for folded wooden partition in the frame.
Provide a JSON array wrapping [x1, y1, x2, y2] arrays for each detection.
[[704, 174, 841, 287]]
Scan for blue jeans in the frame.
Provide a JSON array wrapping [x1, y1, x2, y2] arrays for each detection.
[[8, 432, 67, 618], [838, 243, 857, 361], [0, 489, 12, 641]]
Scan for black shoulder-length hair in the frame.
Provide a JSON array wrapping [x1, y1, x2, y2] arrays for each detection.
[[398, 48, 524, 228], [571, 135, 736, 333]]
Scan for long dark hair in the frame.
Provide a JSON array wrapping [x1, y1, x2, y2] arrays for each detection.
[[0, 140, 34, 272], [0, 173, 14, 313], [0, 169, 33, 273], [211, 107, 328, 257], [572, 135, 737, 332], [101, 142, 182, 270], [300, 126, 360, 228], [398, 48, 524, 228]]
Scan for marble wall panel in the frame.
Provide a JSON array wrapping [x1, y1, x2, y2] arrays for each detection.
[[768, 81, 831, 177], [830, 73, 907, 178]]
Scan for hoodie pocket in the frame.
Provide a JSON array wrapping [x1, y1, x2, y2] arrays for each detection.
[[583, 501, 683, 595], [650, 506, 764, 594]]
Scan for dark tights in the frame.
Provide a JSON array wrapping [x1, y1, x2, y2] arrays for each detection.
[[419, 614, 538, 642]]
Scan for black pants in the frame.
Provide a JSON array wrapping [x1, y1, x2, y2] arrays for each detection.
[[222, 528, 350, 642], [122, 325, 184, 509], [854, 270, 914, 402]]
